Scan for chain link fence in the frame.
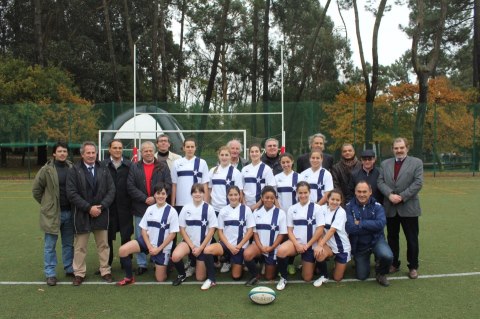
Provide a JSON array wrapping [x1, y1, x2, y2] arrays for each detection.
[[1, 101, 479, 178]]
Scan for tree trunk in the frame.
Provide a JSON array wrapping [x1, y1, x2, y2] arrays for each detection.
[[102, 0, 122, 103], [158, 0, 169, 102], [411, 0, 447, 158], [474, 0, 480, 100], [151, 1, 161, 102], [122, 0, 144, 101], [251, 0, 260, 139], [198, 0, 231, 150], [262, 0, 270, 137], [33, 0, 44, 66], [177, 0, 186, 103], [294, 0, 331, 102]]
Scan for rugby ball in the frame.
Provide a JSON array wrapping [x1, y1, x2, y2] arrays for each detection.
[[248, 286, 276, 305]]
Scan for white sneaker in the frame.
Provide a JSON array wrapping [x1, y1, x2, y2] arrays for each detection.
[[276, 277, 287, 291], [220, 262, 231, 273], [313, 276, 328, 287], [185, 265, 195, 278], [201, 279, 216, 290]]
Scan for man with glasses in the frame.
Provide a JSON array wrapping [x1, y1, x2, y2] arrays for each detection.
[[155, 134, 181, 171]]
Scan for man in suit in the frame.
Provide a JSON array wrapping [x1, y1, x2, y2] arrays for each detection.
[[296, 133, 334, 173], [378, 137, 423, 279], [67, 141, 116, 286]]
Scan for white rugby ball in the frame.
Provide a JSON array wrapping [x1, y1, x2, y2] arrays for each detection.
[[248, 286, 276, 305]]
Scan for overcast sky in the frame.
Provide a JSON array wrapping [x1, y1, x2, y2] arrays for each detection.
[[328, 2, 411, 67]]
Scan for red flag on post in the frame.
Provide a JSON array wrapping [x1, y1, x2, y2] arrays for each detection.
[[132, 147, 138, 163]]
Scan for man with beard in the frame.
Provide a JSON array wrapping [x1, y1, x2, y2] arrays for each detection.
[[331, 143, 362, 199]]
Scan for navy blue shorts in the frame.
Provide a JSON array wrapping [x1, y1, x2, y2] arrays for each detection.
[[334, 251, 351, 264], [184, 241, 206, 262], [137, 236, 169, 266], [219, 241, 244, 265], [301, 248, 315, 263], [262, 253, 277, 266]]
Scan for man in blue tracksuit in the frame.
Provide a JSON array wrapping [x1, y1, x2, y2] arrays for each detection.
[[345, 180, 393, 286]]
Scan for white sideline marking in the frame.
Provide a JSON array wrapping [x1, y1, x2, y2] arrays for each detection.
[[1, 272, 480, 285]]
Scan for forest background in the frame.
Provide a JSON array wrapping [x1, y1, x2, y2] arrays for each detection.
[[0, 0, 479, 170]]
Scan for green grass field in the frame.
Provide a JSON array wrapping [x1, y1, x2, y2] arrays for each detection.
[[0, 177, 479, 318]]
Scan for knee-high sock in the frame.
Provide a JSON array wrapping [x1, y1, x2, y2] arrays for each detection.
[[316, 261, 328, 278], [277, 257, 288, 279], [120, 256, 133, 278], [245, 259, 258, 277], [204, 254, 216, 282], [174, 260, 186, 276]]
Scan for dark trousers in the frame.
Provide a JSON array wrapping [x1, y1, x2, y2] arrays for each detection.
[[387, 214, 419, 270]]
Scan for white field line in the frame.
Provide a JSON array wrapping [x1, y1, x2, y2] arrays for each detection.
[[1, 272, 480, 285]]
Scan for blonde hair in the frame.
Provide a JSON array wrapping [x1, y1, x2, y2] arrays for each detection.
[[213, 146, 231, 174]]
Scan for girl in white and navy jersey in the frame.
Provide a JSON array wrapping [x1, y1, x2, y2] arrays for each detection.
[[313, 189, 351, 286], [116, 183, 179, 285], [241, 144, 276, 210], [275, 153, 299, 212], [208, 146, 244, 213], [243, 186, 287, 286], [299, 149, 333, 205], [275, 181, 325, 291], [171, 184, 218, 286], [171, 137, 210, 210], [202, 186, 255, 290], [275, 153, 299, 276]]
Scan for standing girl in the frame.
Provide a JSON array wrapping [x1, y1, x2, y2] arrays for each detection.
[[243, 186, 287, 286], [313, 189, 351, 286], [275, 181, 325, 290], [171, 184, 218, 285], [202, 186, 255, 290], [299, 150, 333, 205], [208, 146, 244, 213], [241, 144, 276, 211], [116, 183, 179, 285]]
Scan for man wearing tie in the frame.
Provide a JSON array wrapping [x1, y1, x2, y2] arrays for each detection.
[[67, 141, 115, 286], [378, 137, 423, 279]]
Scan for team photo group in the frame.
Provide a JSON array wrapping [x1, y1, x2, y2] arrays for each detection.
[[32, 133, 423, 291]]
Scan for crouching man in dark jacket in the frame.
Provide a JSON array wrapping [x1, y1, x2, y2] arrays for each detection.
[[345, 181, 393, 287], [67, 141, 116, 286]]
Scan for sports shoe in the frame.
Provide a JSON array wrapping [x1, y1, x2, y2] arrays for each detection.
[[116, 277, 135, 286], [201, 279, 216, 290], [288, 264, 296, 275], [376, 274, 390, 287], [313, 275, 328, 287], [220, 262, 231, 273], [408, 269, 418, 279], [245, 276, 260, 287], [46, 277, 57, 286], [172, 274, 187, 286], [185, 265, 196, 278], [276, 277, 287, 291]]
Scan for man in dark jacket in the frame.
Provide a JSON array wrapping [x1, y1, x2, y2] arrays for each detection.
[[331, 143, 362, 199], [296, 133, 334, 173], [127, 141, 172, 275], [345, 181, 393, 286], [67, 141, 115, 286], [261, 138, 282, 175], [102, 139, 132, 267], [347, 149, 383, 203]]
